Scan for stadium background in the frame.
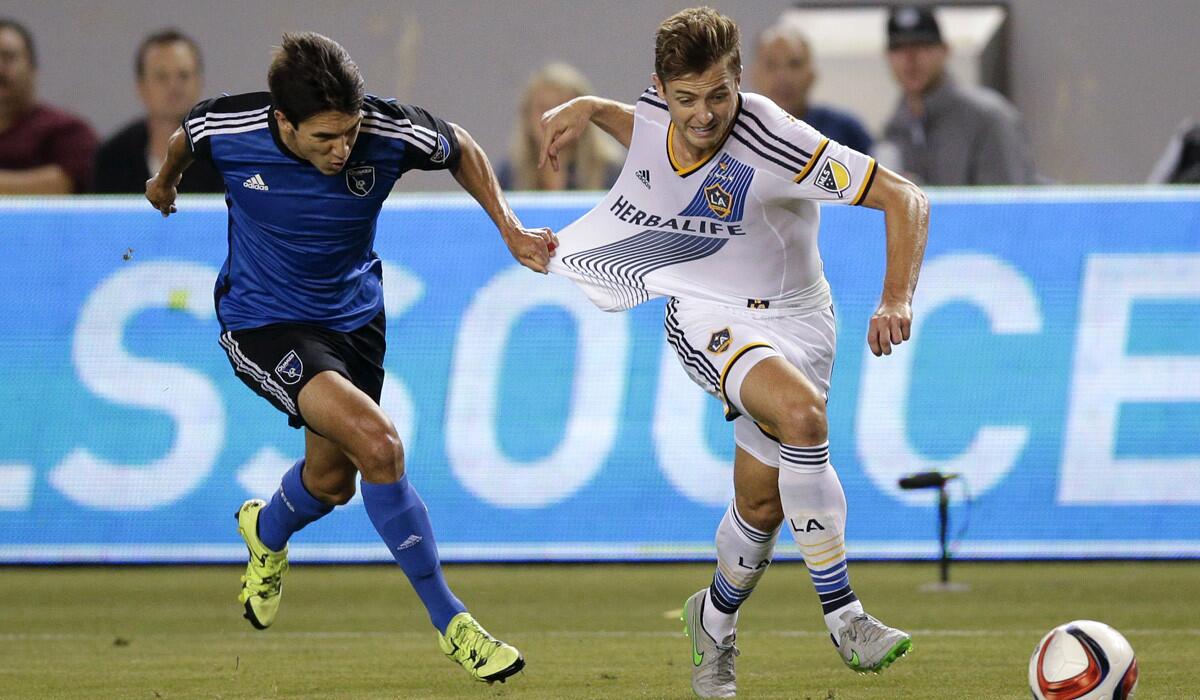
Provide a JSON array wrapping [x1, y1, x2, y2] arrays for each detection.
[[6, 0, 1200, 186], [1, 3, 1198, 698]]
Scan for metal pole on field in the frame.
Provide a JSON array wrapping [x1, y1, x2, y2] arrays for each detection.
[[899, 471, 969, 592]]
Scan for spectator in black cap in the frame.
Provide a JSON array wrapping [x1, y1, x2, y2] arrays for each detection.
[[878, 5, 1035, 185]]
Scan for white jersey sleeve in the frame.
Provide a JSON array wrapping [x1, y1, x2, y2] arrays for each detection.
[[737, 93, 877, 207]]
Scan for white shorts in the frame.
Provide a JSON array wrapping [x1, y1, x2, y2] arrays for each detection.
[[663, 297, 836, 467]]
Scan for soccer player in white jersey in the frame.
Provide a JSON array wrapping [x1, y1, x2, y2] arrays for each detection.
[[539, 7, 929, 697]]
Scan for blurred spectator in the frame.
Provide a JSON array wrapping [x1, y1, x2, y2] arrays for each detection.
[[0, 18, 97, 193], [1148, 119, 1200, 184], [94, 29, 223, 193], [878, 5, 1034, 185], [750, 13, 873, 155], [498, 62, 621, 191]]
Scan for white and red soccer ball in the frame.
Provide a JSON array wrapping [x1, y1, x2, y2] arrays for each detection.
[[1029, 620, 1138, 699]]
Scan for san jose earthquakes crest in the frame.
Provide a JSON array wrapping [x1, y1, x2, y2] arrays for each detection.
[[275, 350, 304, 385], [346, 165, 376, 197]]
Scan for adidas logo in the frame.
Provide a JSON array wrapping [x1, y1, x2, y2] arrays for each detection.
[[396, 534, 423, 551], [636, 169, 651, 189], [243, 173, 269, 191]]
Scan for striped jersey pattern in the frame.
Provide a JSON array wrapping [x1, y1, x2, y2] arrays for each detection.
[[182, 92, 461, 332], [549, 87, 877, 313]]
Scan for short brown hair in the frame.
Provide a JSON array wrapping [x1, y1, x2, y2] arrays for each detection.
[[268, 32, 364, 126], [654, 7, 741, 83]]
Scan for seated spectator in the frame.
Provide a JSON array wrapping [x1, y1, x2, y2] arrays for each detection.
[[498, 62, 621, 191], [94, 29, 223, 193], [750, 13, 873, 155], [0, 18, 97, 193], [878, 5, 1035, 185]]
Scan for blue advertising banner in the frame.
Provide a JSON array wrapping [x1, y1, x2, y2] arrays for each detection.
[[0, 190, 1197, 562]]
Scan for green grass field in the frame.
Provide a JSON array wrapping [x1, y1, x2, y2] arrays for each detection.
[[1, 562, 1195, 699]]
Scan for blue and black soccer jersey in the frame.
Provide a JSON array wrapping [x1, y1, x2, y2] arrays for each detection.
[[184, 92, 461, 332]]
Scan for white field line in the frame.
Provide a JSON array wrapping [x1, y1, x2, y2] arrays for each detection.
[[2, 628, 1197, 642]]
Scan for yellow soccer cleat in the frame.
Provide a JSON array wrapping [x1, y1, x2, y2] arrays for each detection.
[[438, 612, 525, 683], [235, 499, 289, 630]]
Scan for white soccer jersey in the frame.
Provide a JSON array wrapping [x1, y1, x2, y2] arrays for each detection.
[[549, 88, 877, 312]]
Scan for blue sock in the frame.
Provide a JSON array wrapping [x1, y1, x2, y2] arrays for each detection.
[[361, 475, 466, 632], [257, 460, 334, 552]]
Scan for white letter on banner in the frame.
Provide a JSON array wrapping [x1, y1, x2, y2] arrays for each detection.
[[50, 262, 225, 510], [1060, 254, 1200, 504], [857, 254, 1041, 505], [445, 270, 627, 508], [654, 345, 733, 506]]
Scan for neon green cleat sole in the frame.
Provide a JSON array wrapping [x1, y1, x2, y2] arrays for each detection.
[[844, 636, 912, 673]]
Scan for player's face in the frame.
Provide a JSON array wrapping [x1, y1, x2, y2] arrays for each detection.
[[751, 35, 814, 117], [655, 61, 741, 157], [887, 42, 948, 96], [137, 41, 203, 123], [288, 110, 362, 175], [0, 27, 35, 109]]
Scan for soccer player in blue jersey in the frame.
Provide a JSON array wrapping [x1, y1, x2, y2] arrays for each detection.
[[145, 32, 553, 685]]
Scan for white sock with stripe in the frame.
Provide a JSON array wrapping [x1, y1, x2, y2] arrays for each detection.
[[778, 441, 864, 638], [702, 501, 778, 642]]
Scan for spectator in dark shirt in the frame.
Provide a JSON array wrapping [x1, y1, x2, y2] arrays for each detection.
[[878, 5, 1035, 185], [750, 13, 873, 155], [94, 29, 223, 194], [0, 18, 97, 193]]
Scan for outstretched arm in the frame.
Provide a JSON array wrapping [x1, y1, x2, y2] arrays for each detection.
[[539, 97, 634, 171], [145, 127, 194, 217], [859, 165, 930, 357], [450, 123, 558, 273]]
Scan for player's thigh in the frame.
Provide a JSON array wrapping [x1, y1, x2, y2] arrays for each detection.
[[663, 297, 781, 418], [298, 370, 402, 481], [733, 443, 783, 531], [732, 307, 836, 439]]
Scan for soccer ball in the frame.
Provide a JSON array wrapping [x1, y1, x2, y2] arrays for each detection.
[[1029, 620, 1138, 699]]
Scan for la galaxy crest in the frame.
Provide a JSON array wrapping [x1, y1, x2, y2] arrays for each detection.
[[680, 155, 755, 221], [707, 328, 732, 354], [704, 182, 733, 219], [346, 165, 376, 197]]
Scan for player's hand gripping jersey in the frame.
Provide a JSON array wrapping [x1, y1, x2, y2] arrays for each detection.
[[184, 92, 460, 332], [548, 88, 877, 312]]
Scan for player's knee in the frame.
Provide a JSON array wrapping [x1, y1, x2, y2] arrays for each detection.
[[356, 427, 405, 483], [775, 394, 827, 445], [324, 480, 357, 506], [736, 494, 783, 532]]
